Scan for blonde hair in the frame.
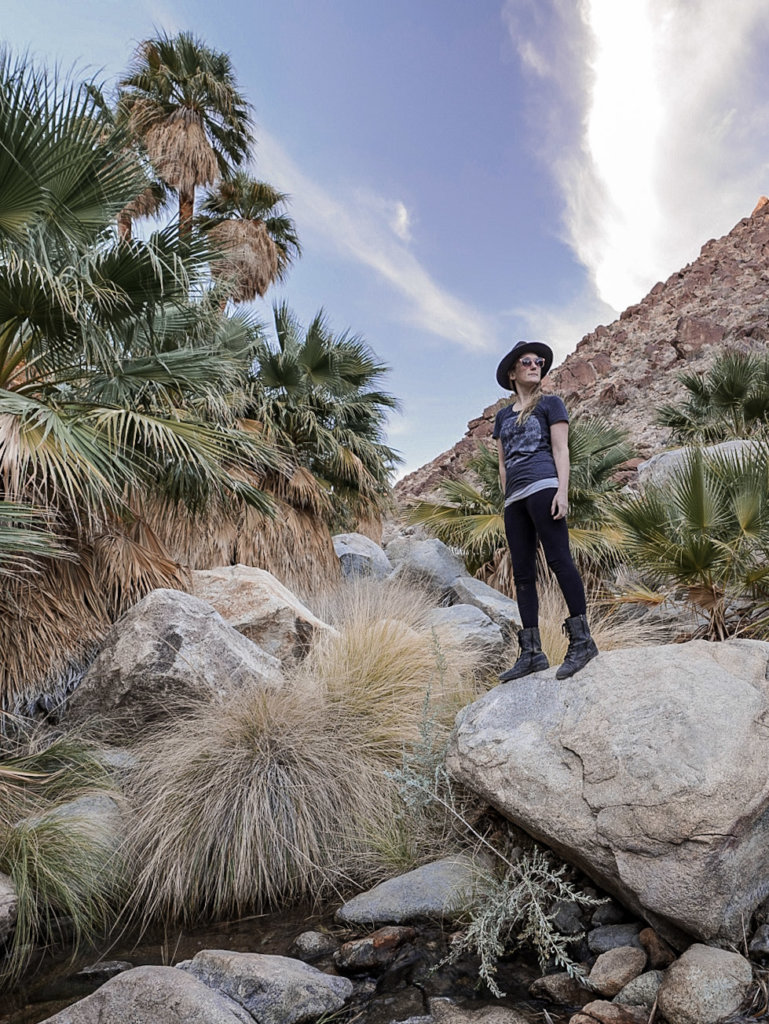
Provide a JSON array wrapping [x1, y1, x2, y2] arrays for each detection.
[[508, 363, 543, 426]]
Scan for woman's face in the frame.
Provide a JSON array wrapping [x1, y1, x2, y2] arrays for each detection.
[[510, 351, 543, 390]]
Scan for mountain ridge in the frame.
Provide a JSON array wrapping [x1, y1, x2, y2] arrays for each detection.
[[396, 197, 769, 501]]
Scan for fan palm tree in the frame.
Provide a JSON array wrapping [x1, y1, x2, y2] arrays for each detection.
[[199, 173, 301, 301], [0, 53, 281, 707], [249, 302, 400, 528], [406, 418, 633, 584], [610, 445, 769, 639], [657, 350, 769, 443], [118, 32, 253, 234], [0, 503, 68, 578]]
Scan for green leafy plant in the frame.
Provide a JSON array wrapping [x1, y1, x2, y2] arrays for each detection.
[[611, 444, 769, 639], [658, 349, 769, 443]]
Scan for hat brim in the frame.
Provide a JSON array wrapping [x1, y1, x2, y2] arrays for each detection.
[[496, 342, 554, 390]]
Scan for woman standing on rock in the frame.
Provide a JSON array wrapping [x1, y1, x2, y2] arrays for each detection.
[[493, 341, 597, 681]]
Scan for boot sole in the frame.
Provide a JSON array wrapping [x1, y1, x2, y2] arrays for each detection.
[[498, 658, 550, 683]]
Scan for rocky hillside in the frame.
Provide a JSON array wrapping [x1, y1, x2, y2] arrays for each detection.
[[396, 197, 769, 501]]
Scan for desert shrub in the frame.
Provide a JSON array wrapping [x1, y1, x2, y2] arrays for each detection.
[[657, 349, 769, 443], [125, 686, 402, 927]]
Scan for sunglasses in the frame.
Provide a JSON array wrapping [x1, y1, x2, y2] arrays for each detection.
[[517, 356, 546, 368]]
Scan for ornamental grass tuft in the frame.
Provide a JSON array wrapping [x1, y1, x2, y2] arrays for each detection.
[[125, 687, 399, 927], [0, 724, 123, 987], [304, 577, 487, 761]]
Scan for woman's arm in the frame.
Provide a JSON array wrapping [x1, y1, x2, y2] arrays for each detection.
[[550, 421, 570, 519], [497, 438, 506, 494]]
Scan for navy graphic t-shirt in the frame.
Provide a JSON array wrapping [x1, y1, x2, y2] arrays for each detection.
[[492, 395, 569, 504]]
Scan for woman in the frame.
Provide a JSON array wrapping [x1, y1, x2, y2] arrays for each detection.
[[493, 340, 597, 681]]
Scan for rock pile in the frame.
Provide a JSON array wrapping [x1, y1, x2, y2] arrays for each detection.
[[11, 536, 769, 1024]]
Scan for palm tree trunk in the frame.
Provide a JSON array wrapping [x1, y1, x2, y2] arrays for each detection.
[[179, 188, 195, 238]]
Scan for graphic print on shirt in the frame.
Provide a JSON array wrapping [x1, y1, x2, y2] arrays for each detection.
[[500, 411, 542, 463]]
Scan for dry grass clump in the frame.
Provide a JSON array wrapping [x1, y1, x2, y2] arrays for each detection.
[[304, 577, 485, 761], [123, 577, 491, 927], [124, 686, 398, 927], [501, 573, 673, 671]]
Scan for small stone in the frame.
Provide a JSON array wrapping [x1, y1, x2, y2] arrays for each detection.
[[334, 925, 416, 971], [336, 855, 483, 926], [612, 970, 662, 1010], [0, 872, 18, 946], [591, 900, 630, 927], [288, 931, 339, 962], [430, 998, 530, 1024], [73, 960, 133, 981], [749, 922, 769, 958], [37, 965, 253, 1024], [529, 971, 592, 1006], [638, 926, 676, 969], [182, 950, 353, 1024], [657, 943, 753, 1024], [588, 946, 647, 998], [553, 899, 587, 935], [575, 1001, 648, 1023], [588, 924, 642, 954]]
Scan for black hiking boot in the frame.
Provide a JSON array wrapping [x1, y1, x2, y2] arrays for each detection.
[[498, 627, 549, 683], [556, 614, 598, 679]]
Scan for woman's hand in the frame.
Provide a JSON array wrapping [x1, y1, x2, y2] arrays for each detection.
[[551, 489, 569, 520]]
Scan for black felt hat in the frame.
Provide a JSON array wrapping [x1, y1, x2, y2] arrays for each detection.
[[495, 340, 554, 390]]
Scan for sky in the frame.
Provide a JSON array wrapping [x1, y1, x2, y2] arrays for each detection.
[[4, 0, 769, 477]]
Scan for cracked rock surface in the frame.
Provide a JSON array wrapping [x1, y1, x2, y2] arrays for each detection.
[[446, 638, 769, 945]]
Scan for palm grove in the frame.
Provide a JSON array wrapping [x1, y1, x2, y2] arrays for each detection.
[[0, 35, 399, 710]]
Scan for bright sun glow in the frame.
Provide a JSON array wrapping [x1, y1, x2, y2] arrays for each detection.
[[584, 0, 664, 308]]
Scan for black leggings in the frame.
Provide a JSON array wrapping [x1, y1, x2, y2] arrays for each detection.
[[503, 487, 587, 629]]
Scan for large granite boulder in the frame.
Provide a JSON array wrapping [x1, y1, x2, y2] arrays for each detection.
[[39, 965, 252, 1023], [447, 638, 769, 945], [637, 439, 759, 490], [450, 576, 520, 636], [332, 533, 392, 579], [67, 590, 281, 729], [426, 604, 505, 660], [386, 538, 466, 600], [191, 564, 336, 664], [181, 950, 352, 1024]]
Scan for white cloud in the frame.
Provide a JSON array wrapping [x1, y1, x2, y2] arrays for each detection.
[[505, 0, 769, 311], [390, 201, 412, 242], [254, 130, 497, 352]]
